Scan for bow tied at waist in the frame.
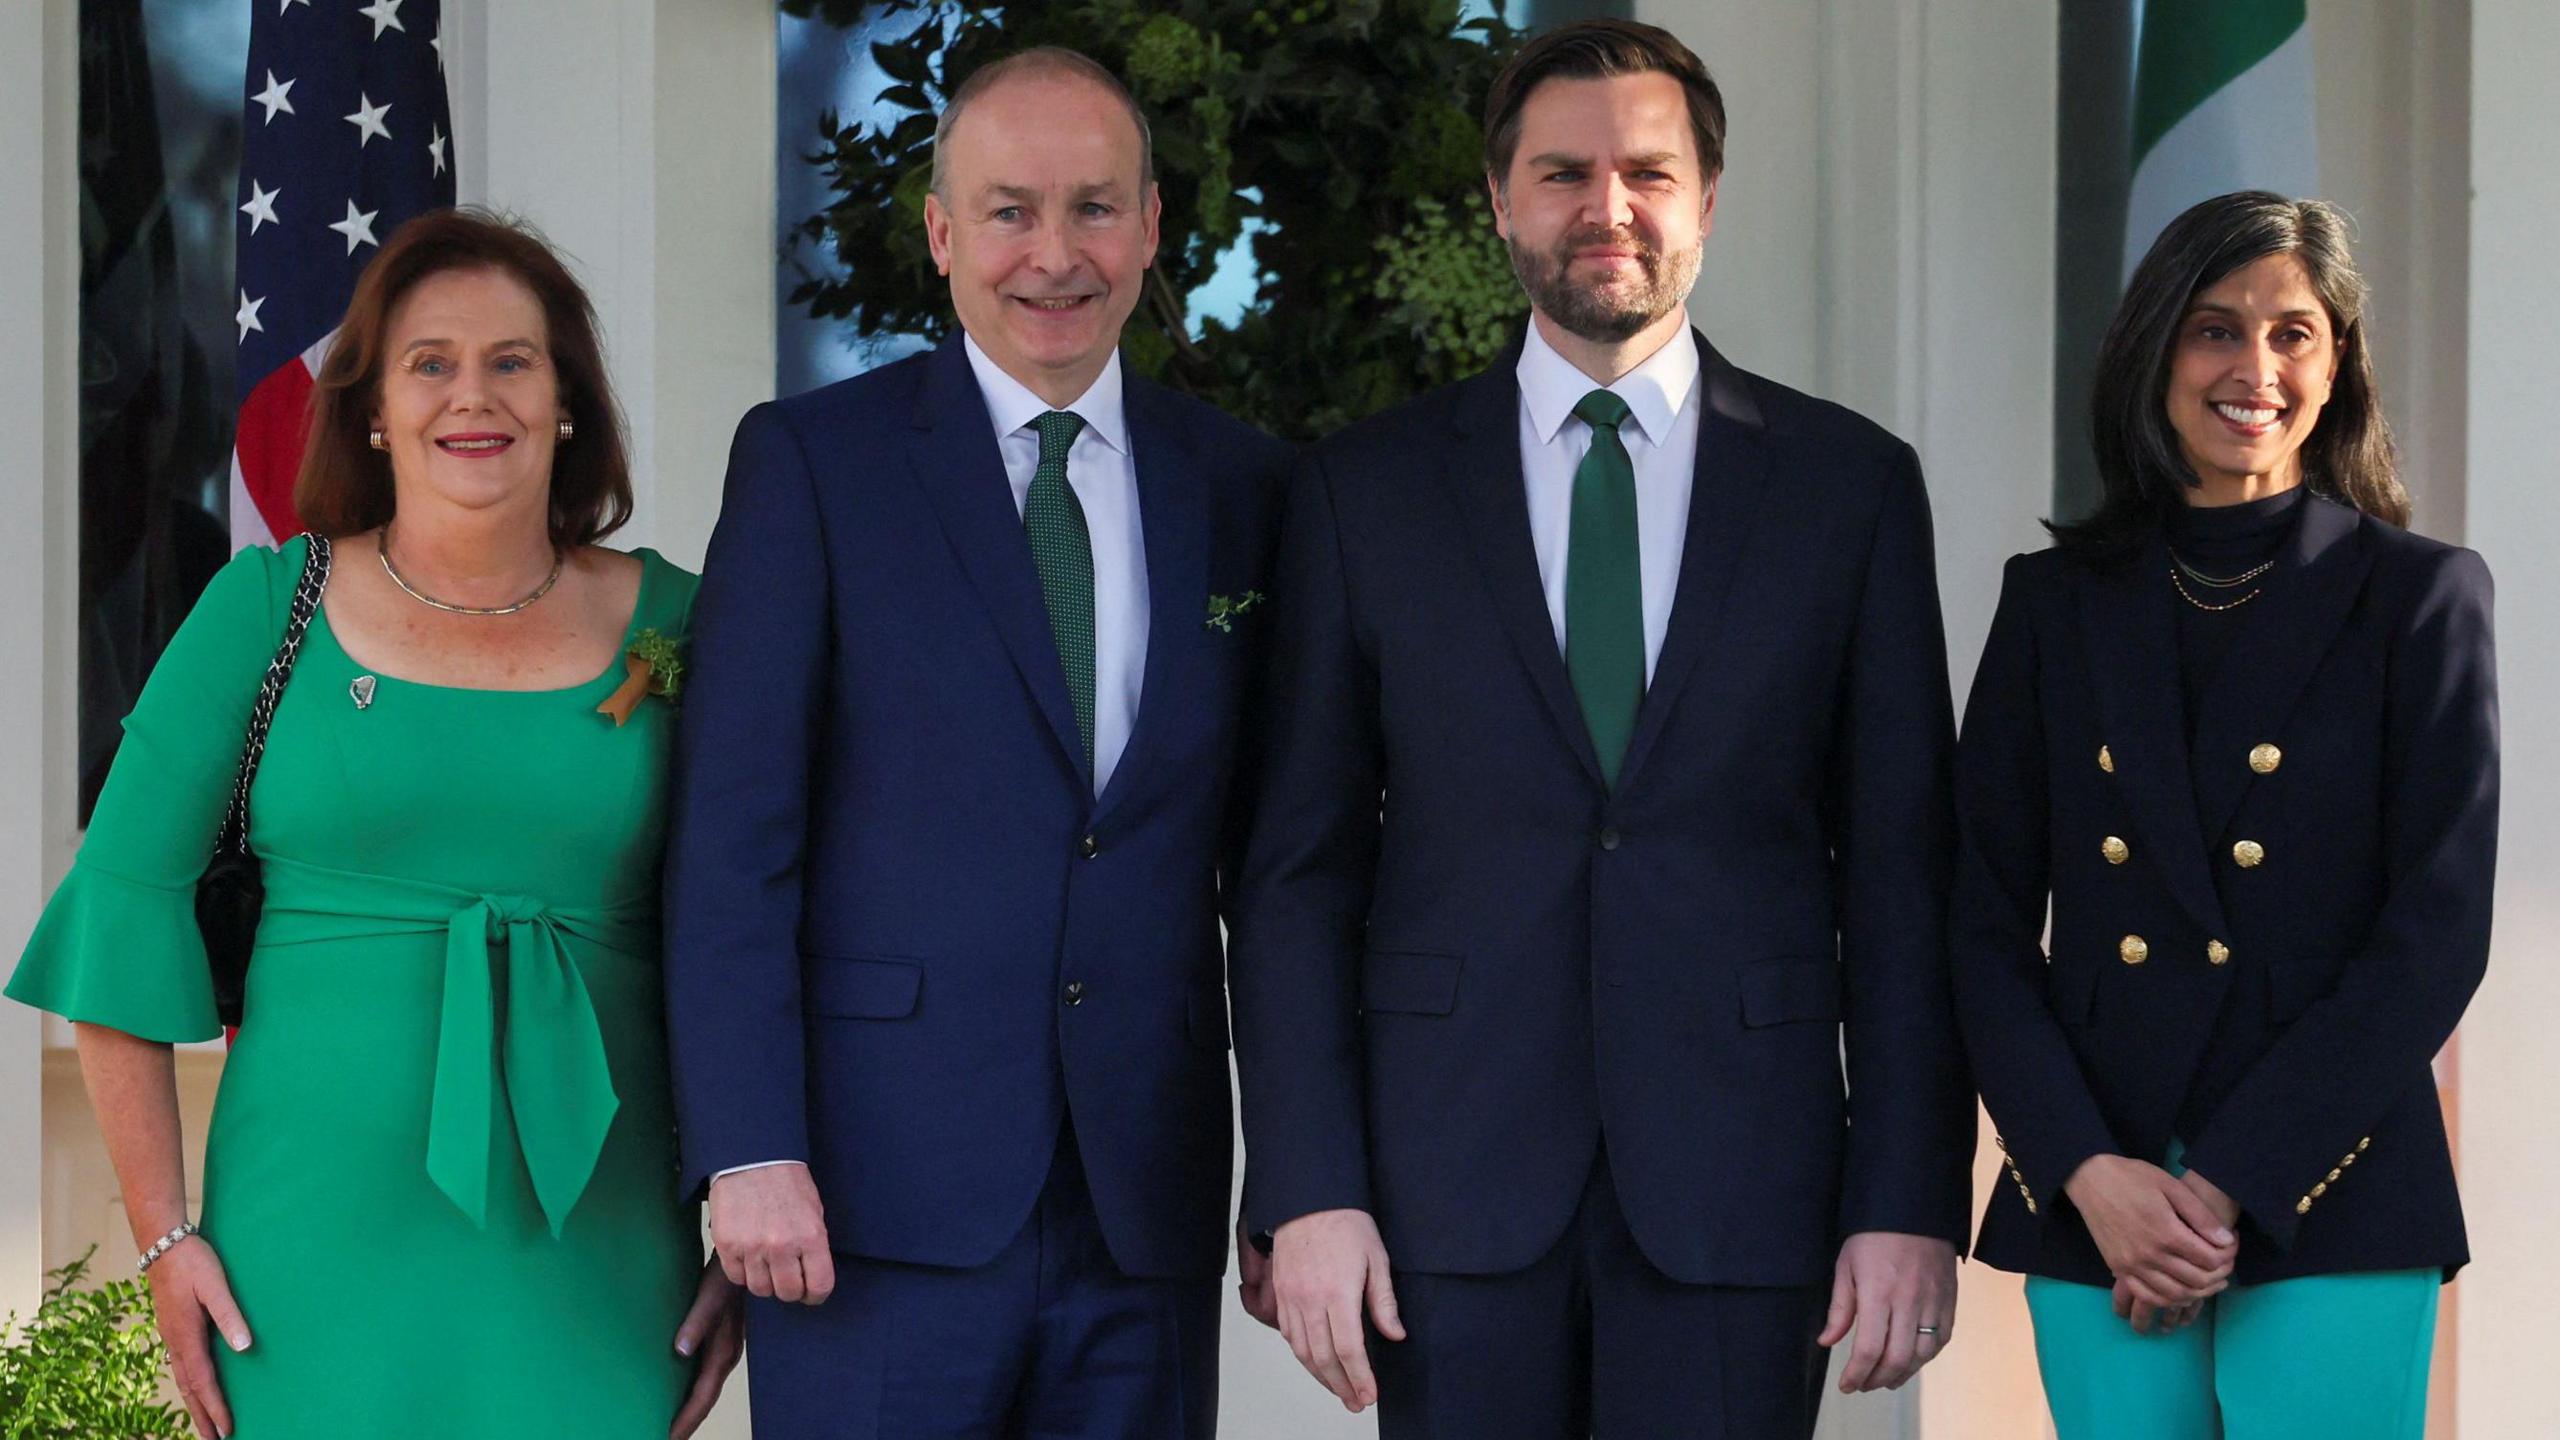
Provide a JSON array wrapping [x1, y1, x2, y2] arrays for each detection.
[[254, 858, 656, 1238]]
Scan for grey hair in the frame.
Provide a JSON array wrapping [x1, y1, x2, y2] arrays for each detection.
[[929, 47, 1155, 196]]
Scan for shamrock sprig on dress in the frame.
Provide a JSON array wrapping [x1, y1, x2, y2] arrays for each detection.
[[597, 628, 685, 727]]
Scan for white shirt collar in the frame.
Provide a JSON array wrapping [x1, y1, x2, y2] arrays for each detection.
[[962, 332, 1131, 456], [1515, 319, 1700, 449]]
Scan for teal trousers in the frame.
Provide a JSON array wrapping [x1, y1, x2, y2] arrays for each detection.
[[2024, 1268, 2439, 1440]]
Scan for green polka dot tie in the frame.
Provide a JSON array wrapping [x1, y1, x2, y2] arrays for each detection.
[[1025, 410, 1096, 780], [1566, 389, 1643, 790]]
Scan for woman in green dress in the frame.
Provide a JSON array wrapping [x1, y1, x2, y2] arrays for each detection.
[[6, 209, 742, 1438]]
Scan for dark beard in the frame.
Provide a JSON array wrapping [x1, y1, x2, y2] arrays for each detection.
[[1507, 224, 1701, 344]]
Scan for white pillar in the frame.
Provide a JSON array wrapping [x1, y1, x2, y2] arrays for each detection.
[[0, 0, 78, 1322], [1634, 3, 2061, 1436], [2454, 2, 2560, 1434], [442, 0, 776, 566]]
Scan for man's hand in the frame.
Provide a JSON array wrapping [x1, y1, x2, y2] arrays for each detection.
[[2063, 1154, 2236, 1308], [1271, 1208, 1405, 1412], [1819, 1231, 1959, 1393], [1237, 1217, 1279, 1329], [708, 1163, 835, 1305]]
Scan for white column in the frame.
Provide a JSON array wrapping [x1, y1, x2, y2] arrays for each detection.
[[442, 0, 776, 566], [2455, 2, 2560, 1434], [0, 0, 78, 1321], [1637, 3, 2060, 1436]]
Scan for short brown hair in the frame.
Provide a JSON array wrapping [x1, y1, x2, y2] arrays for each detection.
[[931, 47, 1154, 195], [296, 207, 633, 548], [1483, 19, 1727, 186]]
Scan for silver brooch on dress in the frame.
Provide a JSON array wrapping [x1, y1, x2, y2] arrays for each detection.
[[350, 675, 377, 710]]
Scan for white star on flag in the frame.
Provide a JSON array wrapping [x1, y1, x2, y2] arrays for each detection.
[[358, 0, 405, 40], [236, 290, 266, 342], [280, 0, 309, 12], [240, 180, 281, 234], [428, 126, 448, 177], [252, 69, 295, 125], [430, 24, 443, 68], [329, 199, 382, 255], [344, 93, 393, 148]]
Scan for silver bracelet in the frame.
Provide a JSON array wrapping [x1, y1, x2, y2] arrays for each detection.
[[136, 1222, 200, 1275]]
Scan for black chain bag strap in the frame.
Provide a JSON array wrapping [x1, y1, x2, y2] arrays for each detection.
[[196, 533, 332, 1027]]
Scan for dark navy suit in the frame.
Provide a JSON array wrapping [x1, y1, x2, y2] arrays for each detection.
[[1952, 495, 2497, 1285], [664, 335, 1286, 1437], [1230, 333, 1974, 1437]]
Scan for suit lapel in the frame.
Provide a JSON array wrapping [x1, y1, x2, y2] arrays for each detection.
[[905, 336, 1089, 785], [1091, 377, 1209, 824], [2188, 496, 2372, 841], [2079, 536, 2229, 940], [1443, 348, 1607, 790], [1615, 337, 1773, 793]]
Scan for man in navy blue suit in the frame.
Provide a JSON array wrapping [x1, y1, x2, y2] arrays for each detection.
[[1232, 20, 1975, 1438], [663, 47, 1288, 1439]]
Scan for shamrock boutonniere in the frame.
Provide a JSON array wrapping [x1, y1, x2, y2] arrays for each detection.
[[598, 628, 685, 727], [1206, 591, 1266, 634]]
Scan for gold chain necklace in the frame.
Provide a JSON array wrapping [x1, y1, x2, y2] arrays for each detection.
[[2169, 564, 2264, 612], [378, 529, 564, 616]]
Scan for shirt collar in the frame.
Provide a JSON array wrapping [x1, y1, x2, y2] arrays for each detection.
[[962, 332, 1131, 456], [1514, 319, 1700, 449]]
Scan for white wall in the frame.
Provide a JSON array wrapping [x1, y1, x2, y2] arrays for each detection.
[[2454, 3, 2560, 1434], [0, 0, 78, 1325]]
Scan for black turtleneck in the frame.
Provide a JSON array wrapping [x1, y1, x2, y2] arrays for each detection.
[[2162, 485, 2309, 737]]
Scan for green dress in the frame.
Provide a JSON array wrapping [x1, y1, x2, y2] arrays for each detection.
[[6, 537, 703, 1437]]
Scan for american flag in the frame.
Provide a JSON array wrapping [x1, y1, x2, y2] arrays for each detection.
[[231, 0, 455, 550]]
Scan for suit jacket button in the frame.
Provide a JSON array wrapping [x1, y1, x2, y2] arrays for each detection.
[[1080, 834, 1100, 859], [2102, 836, 2130, 865], [2098, 745, 2115, 774], [2250, 743, 2283, 775], [2206, 939, 2232, 966], [1598, 828, 1621, 852], [2233, 840, 2266, 868], [1063, 981, 1085, 1006], [2119, 935, 2149, 965]]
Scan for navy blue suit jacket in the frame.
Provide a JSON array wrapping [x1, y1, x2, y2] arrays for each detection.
[[1953, 496, 2497, 1286], [1230, 332, 1974, 1286], [664, 336, 1288, 1279]]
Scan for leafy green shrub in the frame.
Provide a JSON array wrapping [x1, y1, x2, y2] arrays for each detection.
[[782, 0, 1529, 439], [0, 1250, 186, 1439]]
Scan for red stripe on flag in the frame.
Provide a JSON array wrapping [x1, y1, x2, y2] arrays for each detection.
[[235, 358, 314, 543]]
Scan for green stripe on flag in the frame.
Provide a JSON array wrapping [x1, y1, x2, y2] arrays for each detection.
[[2130, 0, 2307, 167]]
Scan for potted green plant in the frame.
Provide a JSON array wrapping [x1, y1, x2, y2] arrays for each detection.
[[0, 1249, 188, 1439]]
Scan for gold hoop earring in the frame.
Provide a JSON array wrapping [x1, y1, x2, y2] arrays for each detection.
[[557, 419, 575, 442], [368, 428, 386, 450]]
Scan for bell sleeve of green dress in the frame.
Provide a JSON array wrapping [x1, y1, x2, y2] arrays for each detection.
[[5, 540, 295, 1042]]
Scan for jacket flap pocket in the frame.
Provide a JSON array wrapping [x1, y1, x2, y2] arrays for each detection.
[[1738, 956, 1843, 1027], [1187, 983, 1232, 1050], [1362, 949, 1463, 1016], [804, 954, 923, 1019]]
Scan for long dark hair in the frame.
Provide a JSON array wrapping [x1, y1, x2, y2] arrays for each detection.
[[2050, 191, 2406, 564]]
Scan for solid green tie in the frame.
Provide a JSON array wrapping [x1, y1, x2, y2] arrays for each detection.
[[1025, 410, 1096, 779], [1566, 389, 1644, 789]]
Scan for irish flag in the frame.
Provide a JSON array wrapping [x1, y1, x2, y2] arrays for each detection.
[[2123, 0, 2317, 279]]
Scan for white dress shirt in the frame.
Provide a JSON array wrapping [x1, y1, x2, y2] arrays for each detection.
[[1514, 320, 1702, 683], [964, 333, 1151, 797], [710, 337, 1153, 1188]]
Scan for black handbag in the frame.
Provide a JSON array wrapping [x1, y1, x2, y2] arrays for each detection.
[[196, 533, 331, 1027]]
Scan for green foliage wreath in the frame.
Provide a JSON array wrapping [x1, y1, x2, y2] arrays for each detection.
[[782, 0, 1529, 439]]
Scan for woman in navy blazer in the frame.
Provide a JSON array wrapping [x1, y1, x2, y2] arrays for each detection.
[[1952, 191, 2496, 1440]]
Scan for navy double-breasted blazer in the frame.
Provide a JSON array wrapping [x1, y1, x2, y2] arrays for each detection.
[[663, 335, 1288, 1279], [1952, 494, 2497, 1285], [1229, 332, 1975, 1286]]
